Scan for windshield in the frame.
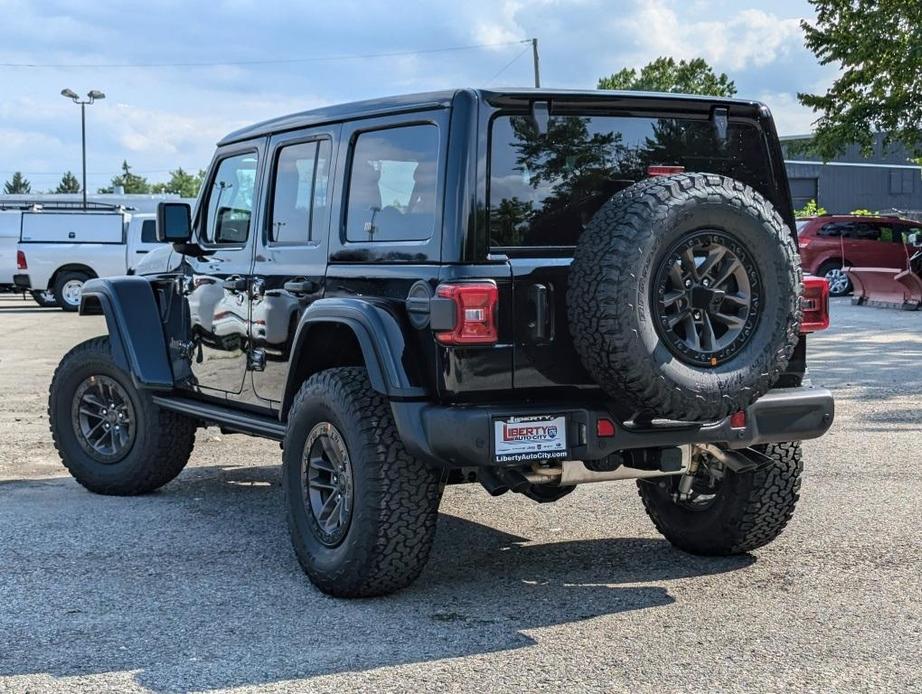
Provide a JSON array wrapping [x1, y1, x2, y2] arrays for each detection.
[[489, 114, 773, 249]]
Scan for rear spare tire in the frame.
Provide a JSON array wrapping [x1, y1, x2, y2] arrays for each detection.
[[568, 173, 801, 421]]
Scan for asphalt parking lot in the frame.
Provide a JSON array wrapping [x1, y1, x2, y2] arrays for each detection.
[[1, 293, 920, 693]]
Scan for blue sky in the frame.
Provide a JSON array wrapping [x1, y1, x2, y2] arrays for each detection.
[[0, 0, 836, 192]]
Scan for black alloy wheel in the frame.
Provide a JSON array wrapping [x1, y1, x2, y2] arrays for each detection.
[[302, 421, 354, 546], [653, 230, 762, 367], [71, 374, 136, 463]]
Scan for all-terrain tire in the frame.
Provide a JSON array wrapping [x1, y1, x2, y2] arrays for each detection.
[[637, 442, 803, 555], [282, 367, 441, 598], [567, 173, 802, 421], [49, 336, 197, 494], [53, 271, 91, 312]]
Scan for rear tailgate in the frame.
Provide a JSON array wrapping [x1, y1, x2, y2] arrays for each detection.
[[487, 105, 785, 393], [0, 211, 20, 284]]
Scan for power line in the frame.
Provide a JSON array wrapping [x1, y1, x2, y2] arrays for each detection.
[[0, 40, 532, 69], [485, 45, 531, 86], [0, 169, 172, 176]]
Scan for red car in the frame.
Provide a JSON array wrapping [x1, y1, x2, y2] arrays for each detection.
[[797, 215, 922, 296]]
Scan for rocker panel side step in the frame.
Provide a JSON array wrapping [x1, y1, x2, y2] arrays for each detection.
[[152, 395, 287, 441]]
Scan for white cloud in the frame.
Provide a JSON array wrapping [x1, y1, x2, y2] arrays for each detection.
[[755, 92, 816, 135], [617, 0, 803, 71], [472, 0, 527, 46]]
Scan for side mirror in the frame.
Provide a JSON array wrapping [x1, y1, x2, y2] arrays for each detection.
[[156, 201, 193, 243], [908, 232, 922, 248]]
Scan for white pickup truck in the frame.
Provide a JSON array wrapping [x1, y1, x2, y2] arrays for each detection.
[[12, 203, 168, 309], [0, 211, 20, 293]]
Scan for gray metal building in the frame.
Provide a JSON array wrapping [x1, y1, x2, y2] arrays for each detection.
[[781, 133, 922, 217]]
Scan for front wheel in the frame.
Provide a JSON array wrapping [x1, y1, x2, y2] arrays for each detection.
[[49, 336, 197, 494], [283, 367, 441, 598], [637, 442, 803, 555]]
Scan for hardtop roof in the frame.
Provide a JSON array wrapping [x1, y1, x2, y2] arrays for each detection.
[[218, 88, 764, 145]]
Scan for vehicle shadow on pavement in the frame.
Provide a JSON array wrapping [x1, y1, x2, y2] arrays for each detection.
[[0, 464, 752, 692]]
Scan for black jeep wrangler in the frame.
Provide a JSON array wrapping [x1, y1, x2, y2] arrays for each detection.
[[48, 89, 834, 597]]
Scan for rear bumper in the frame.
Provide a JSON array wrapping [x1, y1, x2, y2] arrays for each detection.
[[392, 386, 834, 468], [13, 274, 30, 290]]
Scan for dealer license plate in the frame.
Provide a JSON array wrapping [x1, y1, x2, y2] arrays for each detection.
[[494, 415, 568, 464]]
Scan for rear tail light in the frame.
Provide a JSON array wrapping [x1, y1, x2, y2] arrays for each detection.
[[16, 250, 26, 270], [434, 282, 499, 345], [801, 276, 830, 333], [646, 165, 685, 177], [798, 238, 812, 249]]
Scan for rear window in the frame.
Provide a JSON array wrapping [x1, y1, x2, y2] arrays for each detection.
[[796, 220, 810, 234], [488, 114, 771, 249]]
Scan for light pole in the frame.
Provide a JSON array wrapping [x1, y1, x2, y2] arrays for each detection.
[[61, 89, 105, 210]]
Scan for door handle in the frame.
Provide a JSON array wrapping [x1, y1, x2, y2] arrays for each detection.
[[135, 250, 149, 254], [283, 279, 318, 295], [223, 276, 248, 292], [529, 283, 552, 341]]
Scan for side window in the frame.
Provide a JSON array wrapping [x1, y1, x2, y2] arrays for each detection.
[[879, 225, 896, 243], [269, 139, 332, 245], [345, 124, 439, 242], [897, 225, 922, 243], [140, 219, 157, 243], [203, 153, 258, 244], [853, 223, 881, 241], [819, 222, 847, 238], [819, 222, 876, 239]]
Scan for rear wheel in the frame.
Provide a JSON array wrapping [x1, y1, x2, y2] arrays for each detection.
[[817, 260, 851, 296], [637, 442, 803, 555], [283, 367, 441, 598], [53, 271, 91, 311], [30, 289, 57, 308], [49, 336, 196, 494]]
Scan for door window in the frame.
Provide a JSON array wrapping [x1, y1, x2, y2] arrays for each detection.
[[819, 222, 880, 240], [203, 153, 258, 244], [345, 124, 439, 242], [269, 140, 332, 245], [140, 219, 157, 243]]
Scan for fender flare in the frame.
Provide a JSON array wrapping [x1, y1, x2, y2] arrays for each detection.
[[281, 298, 428, 415], [79, 277, 174, 390]]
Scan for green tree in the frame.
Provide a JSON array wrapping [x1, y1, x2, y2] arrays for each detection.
[[98, 160, 150, 194], [798, 0, 922, 159], [151, 167, 205, 197], [55, 171, 81, 193], [598, 57, 737, 97], [3, 171, 32, 194], [794, 199, 827, 218]]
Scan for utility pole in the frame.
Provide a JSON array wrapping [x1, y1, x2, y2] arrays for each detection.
[[531, 38, 541, 88]]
